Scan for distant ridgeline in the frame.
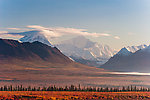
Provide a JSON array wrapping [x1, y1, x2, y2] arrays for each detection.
[[0, 85, 150, 92]]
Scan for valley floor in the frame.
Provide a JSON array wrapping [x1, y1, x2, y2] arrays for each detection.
[[0, 91, 150, 100]]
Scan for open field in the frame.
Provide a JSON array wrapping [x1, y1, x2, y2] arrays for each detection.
[[1, 60, 150, 88], [0, 91, 150, 100]]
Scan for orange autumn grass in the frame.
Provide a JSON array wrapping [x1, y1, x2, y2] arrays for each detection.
[[0, 91, 150, 100]]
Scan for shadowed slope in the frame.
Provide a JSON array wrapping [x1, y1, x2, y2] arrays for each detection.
[[0, 38, 72, 63], [101, 46, 150, 72]]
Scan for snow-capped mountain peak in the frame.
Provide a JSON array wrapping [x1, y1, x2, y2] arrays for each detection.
[[141, 45, 150, 52], [126, 44, 147, 53], [116, 47, 132, 56], [57, 36, 116, 60], [19, 30, 54, 47]]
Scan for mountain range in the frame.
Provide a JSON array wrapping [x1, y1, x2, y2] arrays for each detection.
[[13, 30, 116, 67], [0, 38, 107, 82], [17, 31, 115, 61], [7, 30, 149, 70], [101, 45, 150, 72], [126, 44, 148, 53], [1, 38, 148, 87], [57, 36, 115, 59], [56, 36, 116, 67]]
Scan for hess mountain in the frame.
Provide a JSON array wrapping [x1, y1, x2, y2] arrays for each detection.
[[101, 46, 150, 72]]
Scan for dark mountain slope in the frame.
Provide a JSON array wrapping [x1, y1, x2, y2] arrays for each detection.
[[0, 38, 72, 64], [101, 47, 150, 72]]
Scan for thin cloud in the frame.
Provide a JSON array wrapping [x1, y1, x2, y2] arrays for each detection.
[[1, 25, 114, 40], [0, 31, 8, 34], [128, 32, 135, 35], [114, 36, 120, 39], [0, 32, 23, 39], [7, 28, 21, 30], [27, 25, 46, 30], [26, 25, 111, 38]]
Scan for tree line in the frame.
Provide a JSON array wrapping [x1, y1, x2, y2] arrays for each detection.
[[0, 85, 150, 92]]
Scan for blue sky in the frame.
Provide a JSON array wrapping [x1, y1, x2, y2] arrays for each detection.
[[0, 0, 150, 50]]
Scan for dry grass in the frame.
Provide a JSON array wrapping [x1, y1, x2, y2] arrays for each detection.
[[0, 91, 150, 100]]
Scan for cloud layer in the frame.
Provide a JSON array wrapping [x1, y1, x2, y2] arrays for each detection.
[[26, 25, 112, 38], [0, 31, 23, 39], [114, 36, 120, 39], [0, 25, 120, 40], [6, 28, 21, 30]]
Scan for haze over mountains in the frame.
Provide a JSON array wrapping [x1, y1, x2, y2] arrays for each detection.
[[56, 36, 116, 66]]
